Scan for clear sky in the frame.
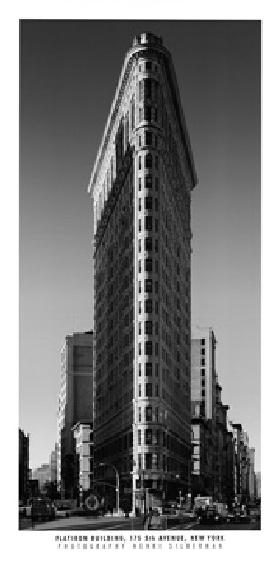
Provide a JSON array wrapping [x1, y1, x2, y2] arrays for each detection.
[[19, 20, 261, 470]]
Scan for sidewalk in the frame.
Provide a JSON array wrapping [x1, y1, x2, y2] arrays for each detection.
[[20, 515, 127, 531]]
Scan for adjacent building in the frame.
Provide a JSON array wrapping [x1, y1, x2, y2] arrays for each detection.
[[50, 443, 58, 483], [57, 331, 93, 499], [191, 327, 234, 506], [19, 428, 29, 503], [73, 422, 94, 506], [88, 32, 197, 513], [32, 463, 50, 492], [191, 328, 217, 499]]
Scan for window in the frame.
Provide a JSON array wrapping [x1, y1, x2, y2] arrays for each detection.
[[138, 429, 141, 446], [138, 239, 141, 252], [138, 322, 142, 335], [155, 407, 159, 422], [145, 406, 152, 422], [138, 178, 142, 191], [145, 453, 152, 469], [145, 321, 153, 335], [145, 363, 152, 376], [138, 300, 142, 314], [145, 196, 153, 210], [145, 341, 153, 355], [155, 239, 158, 253], [139, 135, 142, 147], [138, 219, 142, 232], [144, 299, 153, 313], [138, 384, 141, 397], [146, 175, 152, 189], [145, 216, 152, 230], [146, 61, 152, 71], [138, 362, 142, 376], [138, 281, 141, 294], [155, 198, 158, 211], [138, 407, 142, 422], [145, 237, 152, 251], [155, 363, 159, 377], [145, 429, 152, 445], [155, 177, 159, 191], [145, 258, 153, 272], [146, 382, 152, 397], [138, 342, 142, 355], [145, 131, 152, 145], [146, 154, 152, 169], [139, 107, 143, 122], [145, 279, 153, 292], [138, 454, 142, 470], [201, 348, 205, 355], [155, 156, 158, 170], [155, 384, 159, 396], [144, 105, 152, 121]]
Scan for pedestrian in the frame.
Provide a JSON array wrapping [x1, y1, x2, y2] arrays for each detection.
[[143, 511, 148, 530]]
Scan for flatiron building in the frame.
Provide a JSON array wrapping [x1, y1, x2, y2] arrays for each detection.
[[88, 32, 197, 513]]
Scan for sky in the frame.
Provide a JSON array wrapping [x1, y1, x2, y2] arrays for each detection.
[[19, 20, 261, 471]]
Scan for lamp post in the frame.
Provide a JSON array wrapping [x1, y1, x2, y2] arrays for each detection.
[[99, 462, 120, 515]]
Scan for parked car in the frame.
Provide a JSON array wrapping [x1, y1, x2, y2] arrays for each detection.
[[198, 508, 221, 525], [55, 504, 72, 518], [31, 498, 55, 522]]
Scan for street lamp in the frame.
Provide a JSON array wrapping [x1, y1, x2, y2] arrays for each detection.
[[99, 462, 120, 515]]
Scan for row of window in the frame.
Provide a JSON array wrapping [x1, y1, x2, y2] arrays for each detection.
[[138, 196, 158, 211], [138, 299, 158, 314], [138, 363, 159, 378], [138, 237, 158, 253], [138, 382, 159, 397], [138, 60, 158, 73], [138, 216, 158, 232], [138, 260, 158, 279], [138, 153, 159, 171], [138, 175, 159, 191], [138, 105, 158, 123], [138, 341, 158, 357], [138, 428, 161, 446], [138, 320, 157, 335], [138, 130, 158, 148]]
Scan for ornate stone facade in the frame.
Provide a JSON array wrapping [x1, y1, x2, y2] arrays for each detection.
[[88, 33, 197, 513]]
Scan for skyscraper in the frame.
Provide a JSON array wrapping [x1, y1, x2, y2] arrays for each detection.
[[88, 32, 197, 513], [57, 331, 93, 499]]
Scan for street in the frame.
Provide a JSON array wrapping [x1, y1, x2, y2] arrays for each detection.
[[19, 515, 260, 531]]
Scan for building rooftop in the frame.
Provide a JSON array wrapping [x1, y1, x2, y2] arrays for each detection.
[[132, 32, 163, 48]]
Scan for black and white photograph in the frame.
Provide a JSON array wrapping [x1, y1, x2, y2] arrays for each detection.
[[17, 16, 262, 540]]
